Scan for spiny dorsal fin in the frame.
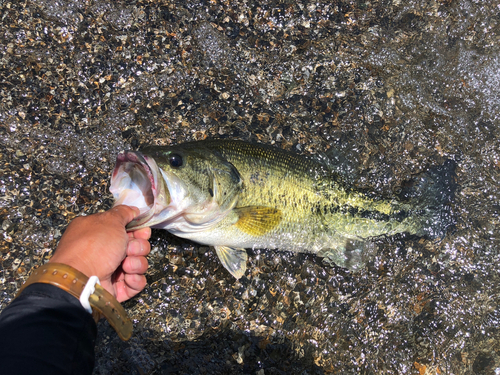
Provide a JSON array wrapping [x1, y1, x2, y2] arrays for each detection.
[[234, 206, 282, 237], [214, 246, 248, 279]]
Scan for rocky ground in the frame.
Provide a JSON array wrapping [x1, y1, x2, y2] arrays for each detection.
[[1, 0, 500, 374]]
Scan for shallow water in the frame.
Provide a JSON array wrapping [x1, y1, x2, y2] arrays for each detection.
[[1, 0, 500, 373]]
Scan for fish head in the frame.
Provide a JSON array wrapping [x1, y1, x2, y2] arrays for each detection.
[[110, 144, 242, 231]]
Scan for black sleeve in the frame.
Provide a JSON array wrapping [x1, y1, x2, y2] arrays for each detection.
[[0, 283, 97, 375]]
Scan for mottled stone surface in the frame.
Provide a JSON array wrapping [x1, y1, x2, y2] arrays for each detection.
[[1, 0, 500, 374]]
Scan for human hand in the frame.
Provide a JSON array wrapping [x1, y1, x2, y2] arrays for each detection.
[[49, 205, 151, 303]]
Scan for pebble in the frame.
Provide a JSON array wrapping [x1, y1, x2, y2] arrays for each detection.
[[1, 0, 500, 374]]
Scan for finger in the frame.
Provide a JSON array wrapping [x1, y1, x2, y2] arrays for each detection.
[[122, 256, 149, 274], [124, 273, 147, 294], [111, 266, 125, 284], [114, 275, 147, 302], [128, 227, 152, 240], [126, 239, 151, 256], [106, 205, 140, 227]]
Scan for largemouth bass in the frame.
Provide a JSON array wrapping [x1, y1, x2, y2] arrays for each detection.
[[110, 140, 455, 279]]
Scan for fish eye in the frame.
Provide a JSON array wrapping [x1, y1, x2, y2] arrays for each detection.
[[169, 153, 183, 168]]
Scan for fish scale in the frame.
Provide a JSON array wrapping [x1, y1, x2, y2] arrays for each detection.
[[111, 139, 455, 279], [198, 141, 416, 242]]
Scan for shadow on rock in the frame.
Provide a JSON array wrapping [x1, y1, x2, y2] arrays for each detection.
[[94, 322, 325, 375]]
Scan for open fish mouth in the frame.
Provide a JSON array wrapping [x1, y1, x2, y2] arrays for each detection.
[[110, 150, 168, 229]]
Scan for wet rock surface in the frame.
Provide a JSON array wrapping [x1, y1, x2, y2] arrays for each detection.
[[1, 0, 500, 373]]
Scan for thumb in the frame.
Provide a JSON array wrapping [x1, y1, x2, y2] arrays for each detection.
[[107, 205, 140, 227]]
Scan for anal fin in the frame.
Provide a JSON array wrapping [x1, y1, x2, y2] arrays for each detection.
[[317, 239, 375, 271], [214, 246, 248, 279]]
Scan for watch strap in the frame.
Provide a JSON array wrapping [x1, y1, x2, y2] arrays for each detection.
[[16, 263, 133, 341]]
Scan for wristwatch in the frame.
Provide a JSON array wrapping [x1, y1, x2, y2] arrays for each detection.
[[16, 263, 133, 341]]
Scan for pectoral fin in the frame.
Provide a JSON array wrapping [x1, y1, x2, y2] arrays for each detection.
[[214, 246, 248, 279], [234, 206, 282, 237]]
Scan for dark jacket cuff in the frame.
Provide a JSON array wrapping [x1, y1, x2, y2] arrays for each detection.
[[0, 283, 97, 375]]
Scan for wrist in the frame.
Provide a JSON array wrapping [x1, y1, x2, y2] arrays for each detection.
[[48, 254, 97, 281], [17, 263, 133, 341]]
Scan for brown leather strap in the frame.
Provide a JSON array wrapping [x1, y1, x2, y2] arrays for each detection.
[[16, 263, 133, 341]]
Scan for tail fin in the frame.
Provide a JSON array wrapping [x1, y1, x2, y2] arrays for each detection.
[[397, 159, 457, 238]]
